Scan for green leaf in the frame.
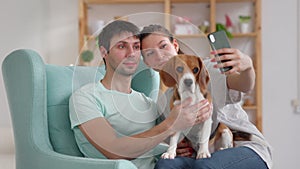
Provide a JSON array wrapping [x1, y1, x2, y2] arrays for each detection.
[[239, 15, 251, 23], [216, 23, 233, 39], [81, 50, 94, 62]]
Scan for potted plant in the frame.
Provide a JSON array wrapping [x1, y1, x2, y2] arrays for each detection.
[[80, 50, 94, 66], [239, 15, 251, 33], [216, 23, 233, 39]]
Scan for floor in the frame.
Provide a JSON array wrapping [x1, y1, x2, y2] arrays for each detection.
[[0, 154, 15, 169], [0, 128, 15, 169]]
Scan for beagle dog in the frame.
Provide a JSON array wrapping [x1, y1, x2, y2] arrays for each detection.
[[159, 54, 233, 159]]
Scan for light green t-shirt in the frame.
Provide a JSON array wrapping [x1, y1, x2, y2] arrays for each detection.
[[69, 82, 162, 169]]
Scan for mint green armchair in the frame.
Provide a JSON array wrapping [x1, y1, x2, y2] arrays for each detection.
[[2, 49, 160, 169]]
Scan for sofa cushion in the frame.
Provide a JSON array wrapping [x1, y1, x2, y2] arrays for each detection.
[[46, 65, 105, 156]]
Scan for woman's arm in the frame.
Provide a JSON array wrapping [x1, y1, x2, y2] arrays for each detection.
[[211, 48, 255, 93], [79, 98, 211, 160]]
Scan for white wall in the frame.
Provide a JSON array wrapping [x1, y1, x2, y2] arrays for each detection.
[[0, 0, 78, 121], [0, 0, 78, 154], [0, 0, 48, 153], [262, 0, 300, 168], [0, 0, 47, 128], [0, 0, 299, 168], [45, 0, 78, 65]]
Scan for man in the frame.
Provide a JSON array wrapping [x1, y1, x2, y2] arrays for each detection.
[[69, 20, 211, 169]]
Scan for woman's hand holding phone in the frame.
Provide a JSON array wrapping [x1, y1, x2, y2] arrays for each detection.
[[210, 48, 253, 75]]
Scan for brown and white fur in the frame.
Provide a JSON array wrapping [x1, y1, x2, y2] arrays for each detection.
[[159, 54, 233, 159]]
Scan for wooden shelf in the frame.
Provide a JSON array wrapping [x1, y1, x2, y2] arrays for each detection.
[[171, 0, 210, 3], [232, 32, 257, 37], [216, 0, 255, 2], [243, 105, 257, 110], [171, 0, 254, 2], [175, 32, 256, 38], [86, 33, 256, 40], [175, 34, 206, 38], [83, 0, 165, 4]]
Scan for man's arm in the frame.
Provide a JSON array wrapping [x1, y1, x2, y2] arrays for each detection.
[[79, 117, 173, 160], [79, 98, 210, 160]]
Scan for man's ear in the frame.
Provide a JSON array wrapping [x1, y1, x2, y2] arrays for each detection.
[[100, 46, 108, 58]]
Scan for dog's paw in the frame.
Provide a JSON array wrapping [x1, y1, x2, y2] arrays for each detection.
[[161, 152, 176, 159], [218, 142, 233, 150], [173, 100, 181, 106], [224, 142, 233, 149], [196, 151, 211, 159], [220, 129, 233, 150]]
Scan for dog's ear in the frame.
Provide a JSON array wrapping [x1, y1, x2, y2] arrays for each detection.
[[197, 57, 210, 92], [159, 57, 177, 87]]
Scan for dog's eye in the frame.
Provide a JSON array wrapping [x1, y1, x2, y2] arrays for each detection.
[[193, 67, 199, 74], [176, 66, 183, 73]]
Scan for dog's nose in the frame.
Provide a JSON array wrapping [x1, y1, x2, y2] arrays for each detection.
[[184, 79, 193, 87]]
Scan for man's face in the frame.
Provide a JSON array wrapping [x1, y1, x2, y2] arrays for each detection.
[[105, 32, 141, 76]]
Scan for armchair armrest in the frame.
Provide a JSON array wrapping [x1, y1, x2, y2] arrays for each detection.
[[36, 150, 137, 169]]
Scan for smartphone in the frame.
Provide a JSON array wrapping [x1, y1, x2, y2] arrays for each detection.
[[207, 30, 232, 72]]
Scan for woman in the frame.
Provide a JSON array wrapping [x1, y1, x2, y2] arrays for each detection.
[[140, 24, 272, 169]]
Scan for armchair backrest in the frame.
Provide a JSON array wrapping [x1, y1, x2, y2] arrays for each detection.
[[46, 65, 105, 156], [2, 49, 160, 158]]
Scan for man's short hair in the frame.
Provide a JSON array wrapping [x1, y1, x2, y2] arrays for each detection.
[[98, 20, 140, 52]]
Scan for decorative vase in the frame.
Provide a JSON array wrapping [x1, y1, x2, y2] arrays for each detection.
[[239, 22, 251, 33]]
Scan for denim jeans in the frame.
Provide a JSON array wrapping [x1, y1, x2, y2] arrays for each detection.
[[154, 146, 268, 169]]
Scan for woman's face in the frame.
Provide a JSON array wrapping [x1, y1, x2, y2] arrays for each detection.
[[141, 33, 179, 71]]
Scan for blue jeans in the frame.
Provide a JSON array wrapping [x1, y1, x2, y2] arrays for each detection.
[[154, 147, 268, 169]]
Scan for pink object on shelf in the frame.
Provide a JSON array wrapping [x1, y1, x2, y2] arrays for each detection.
[[225, 14, 233, 27], [225, 14, 233, 33]]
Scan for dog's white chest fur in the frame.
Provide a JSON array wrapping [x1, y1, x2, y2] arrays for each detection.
[[161, 72, 212, 159]]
